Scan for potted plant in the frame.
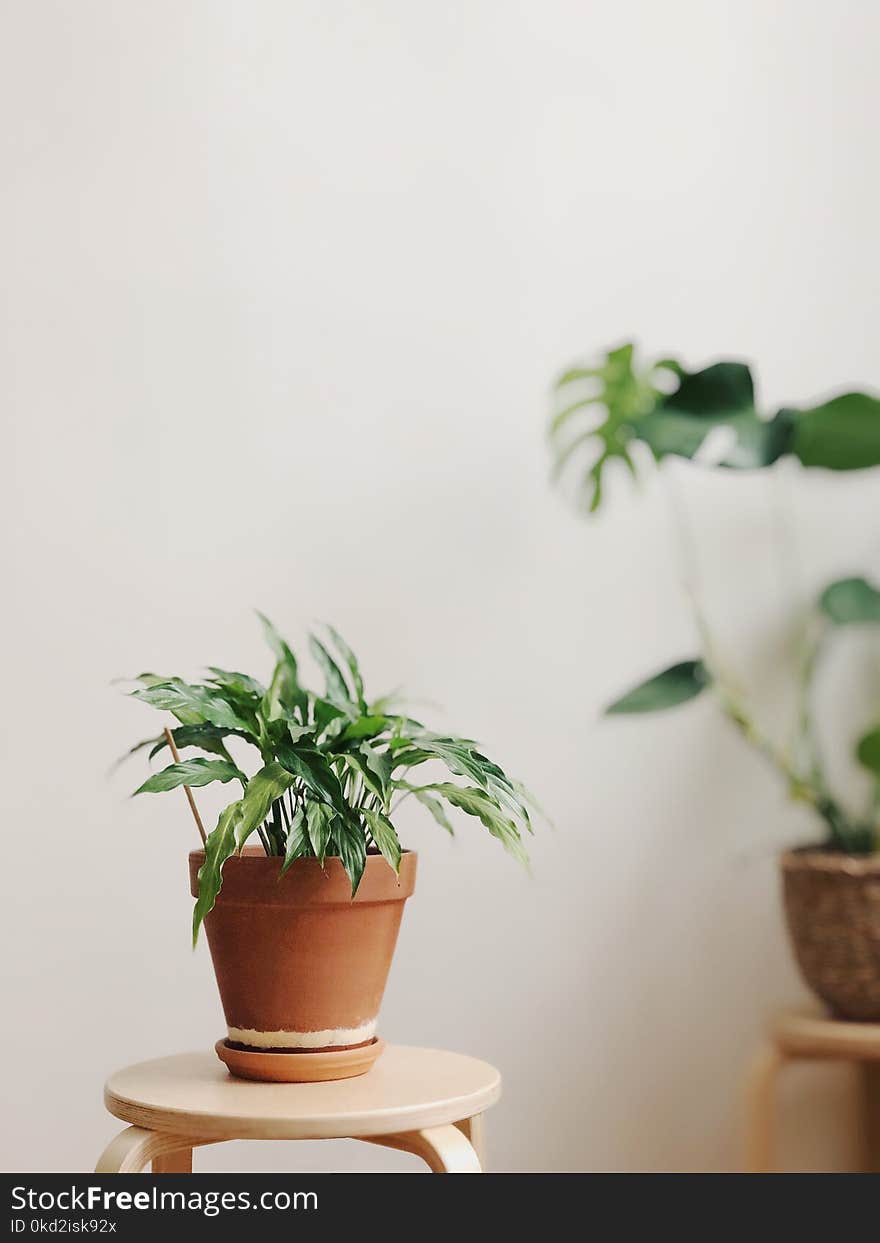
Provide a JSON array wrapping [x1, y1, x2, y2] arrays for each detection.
[[125, 616, 537, 1081], [549, 342, 880, 1019]]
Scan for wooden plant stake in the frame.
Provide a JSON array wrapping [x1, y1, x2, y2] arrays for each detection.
[[163, 726, 207, 847]]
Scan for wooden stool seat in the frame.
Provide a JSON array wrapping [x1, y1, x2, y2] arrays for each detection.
[[746, 1008, 880, 1172], [768, 1010, 880, 1061], [96, 1044, 501, 1174]]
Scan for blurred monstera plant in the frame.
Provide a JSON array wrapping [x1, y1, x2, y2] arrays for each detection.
[[550, 343, 880, 852], [550, 343, 880, 512]]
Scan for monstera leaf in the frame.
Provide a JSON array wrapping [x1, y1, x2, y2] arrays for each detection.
[[637, 361, 780, 469], [550, 343, 670, 511], [789, 393, 880, 471], [857, 727, 880, 777], [551, 344, 880, 512]]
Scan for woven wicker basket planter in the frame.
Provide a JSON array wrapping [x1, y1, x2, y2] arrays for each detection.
[[782, 849, 880, 1020]]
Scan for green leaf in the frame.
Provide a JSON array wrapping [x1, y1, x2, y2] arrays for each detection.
[[361, 808, 401, 873], [134, 757, 244, 796], [129, 672, 179, 688], [819, 577, 880, 625], [637, 408, 774, 468], [548, 396, 599, 439], [261, 660, 306, 725], [233, 762, 295, 850], [192, 800, 243, 944], [856, 727, 880, 776], [128, 676, 202, 725], [547, 343, 665, 510], [331, 816, 367, 895], [358, 741, 392, 801], [257, 614, 307, 723], [411, 787, 455, 835], [275, 743, 348, 815], [791, 392, 880, 470], [637, 362, 775, 469], [661, 361, 754, 417], [309, 634, 351, 705], [313, 696, 351, 737], [465, 746, 532, 823], [147, 723, 246, 762], [324, 625, 366, 710], [281, 808, 310, 874], [512, 780, 553, 828], [762, 406, 798, 464], [605, 660, 709, 714], [388, 732, 528, 827], [257, 613, 299, 674], [338, 715, 389, 744], [388, 732, 476, 775], [415, 783, 527, 863], [132, 681, 250, 731], [205, 667, 266, 700], [338, 752, 385, 805], [304, 800, 334, 865], [555, 365, 601, 389]]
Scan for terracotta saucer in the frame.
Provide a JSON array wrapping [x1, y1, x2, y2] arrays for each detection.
[[215, 1037, 385, 1083]]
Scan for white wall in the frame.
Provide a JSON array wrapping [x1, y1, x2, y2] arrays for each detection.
[[1, 0, 878, 1172]]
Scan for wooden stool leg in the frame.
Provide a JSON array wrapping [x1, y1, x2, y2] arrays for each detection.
[[96, 1127, 212, 1174], [153, 1147, 193, 1173], [744, 1044, 785, 1172], [366, 1125, 483, 1172], [859, 1063, 880, 1172], [455, 1114, 486, 1168]]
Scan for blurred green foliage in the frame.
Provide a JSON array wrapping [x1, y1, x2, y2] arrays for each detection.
[[549, 342, 880, 512]]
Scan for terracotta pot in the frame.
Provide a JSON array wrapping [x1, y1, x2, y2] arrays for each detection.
[[782, 848, 880, 1020], [189, 847, 416, 1069]]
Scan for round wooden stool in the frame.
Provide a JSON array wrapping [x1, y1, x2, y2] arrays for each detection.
[[745, 1008, 880, 1172], [96, 1044, 501, 1174]]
